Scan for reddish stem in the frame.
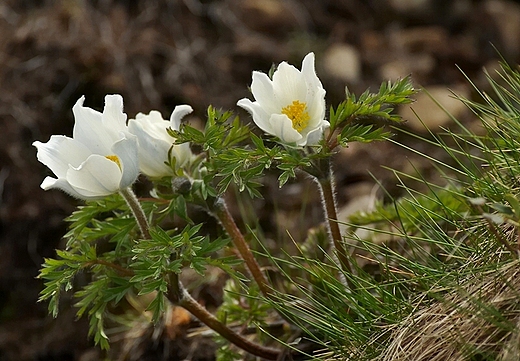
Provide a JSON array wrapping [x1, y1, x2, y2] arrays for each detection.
[[120, 188, 280, 359], [178, 285, 280, 360], [318, 175, 353, 275], [211, 198, 272, 297]]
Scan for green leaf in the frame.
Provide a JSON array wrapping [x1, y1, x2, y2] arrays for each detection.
[[328, 76, 416, 149], [339, 124, 392, 146], [173, 195, 190, 222], [138, 278, 167, 295], [149, 226, 175, 245], [199, 236, 230, 255], [250, 132, 266, 152], [146, 291, 165, 323]]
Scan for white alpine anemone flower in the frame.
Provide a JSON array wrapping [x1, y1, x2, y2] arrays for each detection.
[[237, 52, 328, 146], [33, 94, 139, 200], [128, 105, 194, 178]]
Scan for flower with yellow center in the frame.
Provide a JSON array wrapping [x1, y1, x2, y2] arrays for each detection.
[[282, 100, 310, 132], [237, 52, 328, 146], [33, 95, 139, 200]]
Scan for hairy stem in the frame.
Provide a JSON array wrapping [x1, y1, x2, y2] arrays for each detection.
[[211, 198, 272, 297], [121, 187, 280, 358], [316, 161, 353, 276], [120, 187, 151, 239]]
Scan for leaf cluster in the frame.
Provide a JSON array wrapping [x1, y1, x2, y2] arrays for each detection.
[[128, 224, 232, 321], [39, 195, 145, 349], [171, 107, 320, 195], [217, 278, 270, 327], [329, 76, 416, 147], [215, 279, 273, 361], [38, 192, 238, 349], [170, 105, 250, 154], [131, 224, 230, 279], [39, 244, 133, 349]]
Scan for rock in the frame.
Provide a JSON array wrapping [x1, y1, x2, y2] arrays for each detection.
[[361, 30, 391, 66], [323, 43, 362, 83], [78, 349, 101, 361], [389, 26, 449, 55], [485, 0, 520, 59], [338, 182, 377, 217], [388, 0, 431, 14], [337, 182, 378, 242], [221, 0, 301, 35], [380, 53, 435, 80], [399, 85, 470, 131], [241, 0, 285, 19]]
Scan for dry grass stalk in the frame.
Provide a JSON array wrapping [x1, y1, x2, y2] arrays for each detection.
[[375, 260, 520, 361]]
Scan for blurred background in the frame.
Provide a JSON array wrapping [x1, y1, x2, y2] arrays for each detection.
[[1, 0, 520, 360]]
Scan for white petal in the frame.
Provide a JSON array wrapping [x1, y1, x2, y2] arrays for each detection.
[[301, 52, 324, 95], [66, 154, 123, 198], [112, 133, 139, 188], [268, 114, 303, 144], [72, 96, 117, 154], [136, 110, 166, 126], [129, 119, 173, 177], [272, 62, 307, 106], [102, 94, 128, 133], [129, 114, 171, 142], [33, 135, 91, 178], [299, 52, 326, 127], [301, 126, 326, 146], [237, 98, 272, 134], [171, 143, 193, 168], [306, 87, 327, 127], [250, 72, 279, 113], [40, 176, 84, 199], [170, 105, 193, 130]]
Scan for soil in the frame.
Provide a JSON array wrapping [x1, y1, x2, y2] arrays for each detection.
[[1, 0, 520, 360]]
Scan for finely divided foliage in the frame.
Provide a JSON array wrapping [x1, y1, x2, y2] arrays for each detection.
[[34, 53, 417, 358], [35, 53, 520, 360]]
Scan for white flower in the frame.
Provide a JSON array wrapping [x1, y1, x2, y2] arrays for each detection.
[[33, 95, 139, 200], [128, 105, 194, 178], [237, 52, 328, 146]]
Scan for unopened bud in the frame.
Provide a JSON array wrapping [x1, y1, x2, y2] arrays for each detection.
[[172, 176, 192, 194]]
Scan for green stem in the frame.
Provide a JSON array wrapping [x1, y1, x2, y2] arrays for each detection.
[[120, 187, 280, 359], [211, 198, 272, 297], [316, 161, 353, 276]]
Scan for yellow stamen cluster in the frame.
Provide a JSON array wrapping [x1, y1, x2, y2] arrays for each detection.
[[281, 100, 310, 132], [105, 155, 122, 170]]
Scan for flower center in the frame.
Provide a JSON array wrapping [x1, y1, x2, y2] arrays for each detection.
[[105, 155, 122, 170], [281, 100, 310, 132]]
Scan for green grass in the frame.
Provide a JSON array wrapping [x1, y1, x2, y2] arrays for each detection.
[[258, 61, 520, 360]]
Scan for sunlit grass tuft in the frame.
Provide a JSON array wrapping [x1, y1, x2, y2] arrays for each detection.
[[259, 61, 520, 360]]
